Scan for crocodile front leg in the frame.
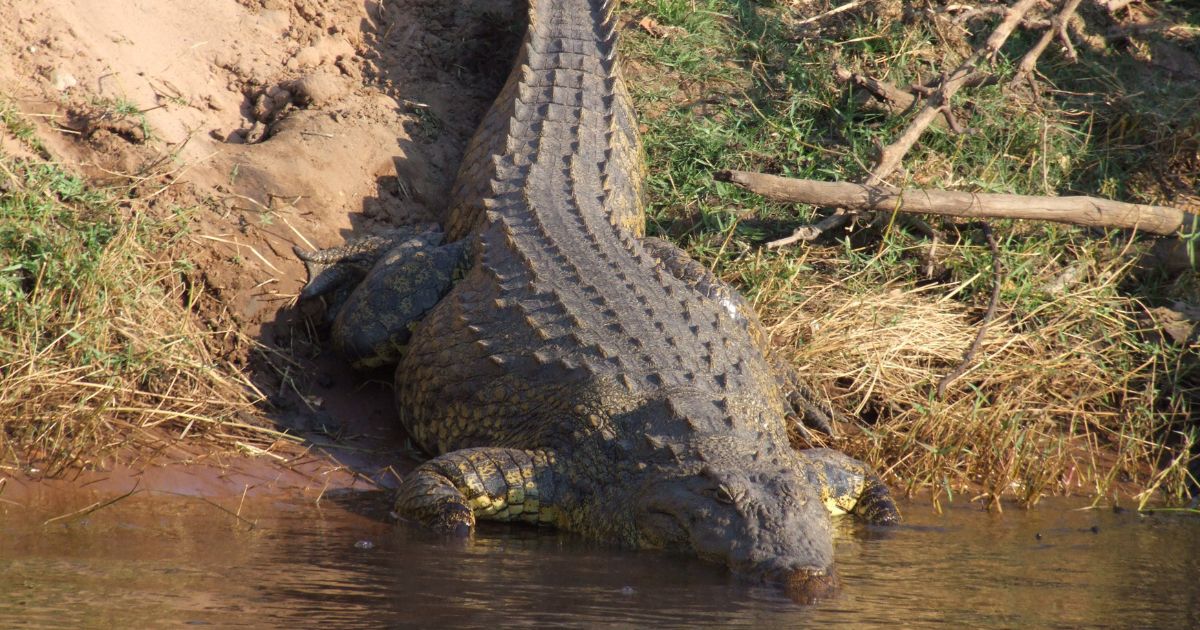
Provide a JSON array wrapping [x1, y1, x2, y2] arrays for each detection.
[[796, 448, 900, 525], [295, 225, 442, 305], [395, 448, 566, 534]]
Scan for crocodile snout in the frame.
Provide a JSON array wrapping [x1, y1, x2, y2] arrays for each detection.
[[764, 564, 840, 604]]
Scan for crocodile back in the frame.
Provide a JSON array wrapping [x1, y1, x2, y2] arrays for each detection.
[[398, 0, 789, 455]]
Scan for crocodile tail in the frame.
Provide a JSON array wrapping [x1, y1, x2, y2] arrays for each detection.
[[444, 0, 644, 242]]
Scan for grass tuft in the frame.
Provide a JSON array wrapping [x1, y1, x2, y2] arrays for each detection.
[[0, 150, 268, 475]]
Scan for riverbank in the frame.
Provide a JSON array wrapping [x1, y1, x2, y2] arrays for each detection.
[[0, 0, 1195, 508]]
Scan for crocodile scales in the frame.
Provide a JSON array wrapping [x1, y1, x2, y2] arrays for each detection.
[[296, 0, 898, 597]]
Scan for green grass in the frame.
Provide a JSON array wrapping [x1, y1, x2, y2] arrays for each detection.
[[621, 0, 1198, 506], [1, 101, 49, 157], [0, 117, 263, 474]]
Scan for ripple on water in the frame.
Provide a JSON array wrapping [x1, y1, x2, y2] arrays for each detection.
[[0, 495, 1197, 628]]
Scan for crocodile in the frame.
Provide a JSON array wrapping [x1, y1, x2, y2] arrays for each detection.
[[296, 0, 898, 599]]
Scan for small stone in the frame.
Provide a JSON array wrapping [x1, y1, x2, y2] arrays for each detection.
[[354, 540, 374, 550], [291, 46, 323, 69], [212, 51, 236, 69], [290, 72, 349, 108], [51, 69, 77, 91]]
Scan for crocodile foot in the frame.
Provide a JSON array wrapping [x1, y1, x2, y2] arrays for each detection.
[[787, 388, 837, 438], [427, 501, 475, 537]]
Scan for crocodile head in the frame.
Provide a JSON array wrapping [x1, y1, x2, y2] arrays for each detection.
[[632, 447, 838, 602]]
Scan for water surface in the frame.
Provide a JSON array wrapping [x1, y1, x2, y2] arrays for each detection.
[[1, 492, 1197, 628]]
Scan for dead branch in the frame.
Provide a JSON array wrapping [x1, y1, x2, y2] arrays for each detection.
[[717, 171, 1198, 236], [908, 72, 997, 96], [834, 64, 919, 116], [1014, 0, 1084, 82], [948, 4, 1055, 31], [949, 5, 1006, 23], [772, 0, 1042, 246], [871, 0, 1040, 185], [835, 66, 995, 130]]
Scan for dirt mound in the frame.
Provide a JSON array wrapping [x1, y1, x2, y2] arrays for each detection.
[[0, 0, 523, 490]]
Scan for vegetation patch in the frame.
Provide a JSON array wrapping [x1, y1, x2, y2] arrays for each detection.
[[622, 0, 1198, 506], [0, 0, 1194, 509], [0, 115, 273, 476]]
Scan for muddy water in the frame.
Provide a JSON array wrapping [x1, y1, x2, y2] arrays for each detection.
[[1, 492, 1197, 628]]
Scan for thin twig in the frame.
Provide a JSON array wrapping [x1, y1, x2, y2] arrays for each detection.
[[157, 491, 258, 528], [106, 406, 304, 442], [936, 223, 1003, 397], [236, 484, 250, 517], [43, 481, 142, 525], [795, 1, 862, 27], [191, 233, 283, 275]]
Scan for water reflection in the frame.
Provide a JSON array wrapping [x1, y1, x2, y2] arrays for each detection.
[[0, 492, 1197, 628]]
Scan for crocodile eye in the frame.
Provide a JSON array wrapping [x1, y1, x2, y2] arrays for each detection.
[[706, 484, 736, 505]]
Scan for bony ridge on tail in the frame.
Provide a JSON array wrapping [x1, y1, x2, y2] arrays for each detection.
[[296, 0, 898, 602]]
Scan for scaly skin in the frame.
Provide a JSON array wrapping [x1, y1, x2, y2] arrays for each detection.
[[297, 0, 898, 599]]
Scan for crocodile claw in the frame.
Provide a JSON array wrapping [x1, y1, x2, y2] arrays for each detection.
[[787, 391, 837, 438], [294, 244, 355, 300]]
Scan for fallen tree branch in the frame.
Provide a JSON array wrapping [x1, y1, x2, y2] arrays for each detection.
[[717, 171, 1198, 236], [834, 66, 996, 130], [834, 64, 919, 116], [773, 0, 1042, 246]]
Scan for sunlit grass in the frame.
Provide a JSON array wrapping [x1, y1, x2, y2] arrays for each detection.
[[0, 114, 271, 474]]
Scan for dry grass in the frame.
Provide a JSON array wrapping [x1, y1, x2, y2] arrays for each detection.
[[730, 219, 1199, 508], [0, 152, 277, 476], [762, 259, 1192, 508]]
